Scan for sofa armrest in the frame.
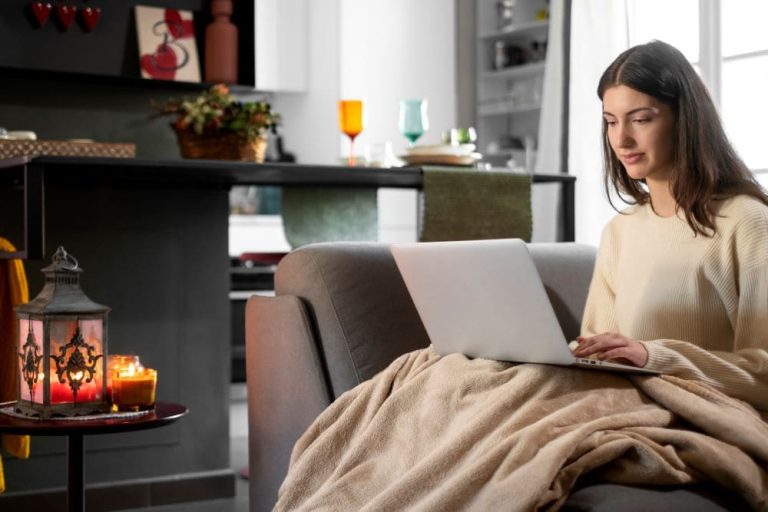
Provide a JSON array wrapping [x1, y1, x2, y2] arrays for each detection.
[[245, 295, 332, 510], [275, 242, 432, 399]]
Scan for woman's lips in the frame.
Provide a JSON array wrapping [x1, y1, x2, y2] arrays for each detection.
[[621, 153, 644, 165]]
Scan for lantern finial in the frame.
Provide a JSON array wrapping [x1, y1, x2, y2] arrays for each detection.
[[51, 246, 79, 271]]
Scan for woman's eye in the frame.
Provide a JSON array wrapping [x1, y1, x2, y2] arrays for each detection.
[[604, 120, 617, 126], [632, 118, 650, 124]]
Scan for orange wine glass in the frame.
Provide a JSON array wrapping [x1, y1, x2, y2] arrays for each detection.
[[338, 100, 364, 166]]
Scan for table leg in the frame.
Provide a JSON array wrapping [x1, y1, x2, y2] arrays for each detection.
[[561, 180, 575, 242], [24, 161, 45, 260], [67, 433, 84, 512]]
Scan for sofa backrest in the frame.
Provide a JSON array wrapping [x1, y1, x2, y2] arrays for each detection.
[[527, 243, 597, 343], [275, 242, 596, 400]]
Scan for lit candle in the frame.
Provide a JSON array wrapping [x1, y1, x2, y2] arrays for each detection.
[[50, 379, 71, 403], [46, 370, 103, 404], [107, 355, 141, 399], [112, 365, 157, 412]]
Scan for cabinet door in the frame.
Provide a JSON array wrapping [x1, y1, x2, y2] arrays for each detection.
[[255, 0, 308, 92]]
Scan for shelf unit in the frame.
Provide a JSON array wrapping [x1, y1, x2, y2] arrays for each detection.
[[480, 60, 546, 80], [478, 102, 541, 118], [478, 19, 550, 40], [475, 0, 550, 169]]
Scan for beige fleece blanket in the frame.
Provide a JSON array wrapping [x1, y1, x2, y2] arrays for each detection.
[[276, 348, 768, 511]]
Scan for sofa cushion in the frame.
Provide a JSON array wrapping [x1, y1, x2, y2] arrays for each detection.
[[562, 483, 751, 512]]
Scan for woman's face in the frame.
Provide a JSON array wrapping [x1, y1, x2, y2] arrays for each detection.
[[602, 85, 676, 183]]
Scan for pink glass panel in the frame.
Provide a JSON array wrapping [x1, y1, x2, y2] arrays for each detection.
[[18, 318, 44, 403], [48, 319, 105, 403]]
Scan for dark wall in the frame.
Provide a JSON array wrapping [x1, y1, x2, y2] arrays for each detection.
[[0, 0, 254, 83], [0, 0, 205, 78], [0, 76, 191, 160], [0, 174, 234, 504], [0, 0, 256, 159]]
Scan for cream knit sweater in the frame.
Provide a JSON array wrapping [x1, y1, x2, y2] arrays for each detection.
[[581, 195, 768, 410]]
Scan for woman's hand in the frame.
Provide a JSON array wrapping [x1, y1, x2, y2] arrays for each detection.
[[571, 332, 649, 368]]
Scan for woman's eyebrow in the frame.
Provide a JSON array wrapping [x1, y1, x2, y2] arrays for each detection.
[[602, 107, 659, 117]]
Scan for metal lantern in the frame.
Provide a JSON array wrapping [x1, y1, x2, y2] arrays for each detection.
[[14, 247, 110, 418]]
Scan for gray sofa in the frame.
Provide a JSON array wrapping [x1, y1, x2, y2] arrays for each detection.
[[245, 242, 749, 512]]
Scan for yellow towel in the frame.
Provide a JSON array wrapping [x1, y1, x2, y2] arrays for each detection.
[[0, 238, 31, 494]]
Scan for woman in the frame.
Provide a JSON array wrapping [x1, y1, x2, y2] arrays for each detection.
[[276, 41, 768, 511], [573, 40, 768, 410]]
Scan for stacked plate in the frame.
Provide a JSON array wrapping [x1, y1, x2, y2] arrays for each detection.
[[399, 144, 482, 166]]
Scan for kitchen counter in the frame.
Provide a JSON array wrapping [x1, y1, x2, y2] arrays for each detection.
[[1, 156, 575, 260]]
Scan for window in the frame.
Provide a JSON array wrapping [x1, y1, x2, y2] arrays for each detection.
[[721, 0, 768, 173], [626, 0, 768, 175]]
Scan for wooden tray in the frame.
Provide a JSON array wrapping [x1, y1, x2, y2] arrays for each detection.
[[0, 139, 136, 159]]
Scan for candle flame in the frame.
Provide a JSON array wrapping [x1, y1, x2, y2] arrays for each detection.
[[72, 371, 84, 382], [119, 363, 138, 378]]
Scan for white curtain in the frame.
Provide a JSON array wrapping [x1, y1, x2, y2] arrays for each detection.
[[567, 0, 629, 246]]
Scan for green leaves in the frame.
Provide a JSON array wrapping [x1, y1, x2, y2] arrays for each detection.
[[159, 84, 279, 139]]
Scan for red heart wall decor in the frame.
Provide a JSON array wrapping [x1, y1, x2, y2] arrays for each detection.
[[30, 1, 52, 27], [140, 43, 178, 80], [164, 9, 195, 39], [80, 6, 101, 32], [56, 4, 77, 30]]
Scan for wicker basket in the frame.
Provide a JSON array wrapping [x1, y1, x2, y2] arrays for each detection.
[[174, 127, 267, 162]]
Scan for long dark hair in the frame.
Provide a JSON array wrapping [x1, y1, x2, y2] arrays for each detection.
[[597, 40, 768, 236]]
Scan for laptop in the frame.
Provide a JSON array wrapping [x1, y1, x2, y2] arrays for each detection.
[[390, 238, 658, 375]]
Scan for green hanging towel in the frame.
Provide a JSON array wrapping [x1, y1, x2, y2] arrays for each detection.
[[281, 187, 378, 249], [420, 167, 532, 242]]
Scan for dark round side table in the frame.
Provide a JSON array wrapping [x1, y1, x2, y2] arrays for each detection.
[[0, 401, 188, 512]]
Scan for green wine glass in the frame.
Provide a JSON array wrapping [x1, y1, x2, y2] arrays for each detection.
[[398, 99, 429, 147]]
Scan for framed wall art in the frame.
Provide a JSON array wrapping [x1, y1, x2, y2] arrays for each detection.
[[135, 5, 201, 82]]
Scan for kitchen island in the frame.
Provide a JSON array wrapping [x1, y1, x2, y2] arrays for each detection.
[[0, 156, 574, 509]]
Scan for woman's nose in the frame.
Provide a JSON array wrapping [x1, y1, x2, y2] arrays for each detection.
[[616, 125, 634, 148]]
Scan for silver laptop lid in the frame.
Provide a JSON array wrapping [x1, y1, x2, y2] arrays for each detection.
[[391, 239, 575, 365]]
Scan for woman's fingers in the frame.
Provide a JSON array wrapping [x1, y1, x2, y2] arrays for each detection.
[[573, 333, 627, 356], [571, 333, 649, 366], [598, 347, 632, 362], [586, 339, 648, 367]]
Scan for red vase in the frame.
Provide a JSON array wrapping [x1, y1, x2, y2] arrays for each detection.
[[204, 0, 238, 84]]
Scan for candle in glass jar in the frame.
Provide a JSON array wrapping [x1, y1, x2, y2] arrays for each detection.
[[112, 366, 157, 411], [107, 355, 142, 399]]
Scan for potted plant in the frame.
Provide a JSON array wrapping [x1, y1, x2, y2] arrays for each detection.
[[157, 84, 280, 162]]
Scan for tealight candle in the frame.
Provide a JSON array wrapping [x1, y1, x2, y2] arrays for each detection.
[[107, 355, 141, 399], [110, 358, 157, 412]]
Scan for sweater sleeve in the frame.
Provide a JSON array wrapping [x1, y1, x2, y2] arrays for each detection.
[[580, 222, 619, 338], [641, 214, 768, 411]]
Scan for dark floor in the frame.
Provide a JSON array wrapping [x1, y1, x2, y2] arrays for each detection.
[[121, 384, 250, 512]]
